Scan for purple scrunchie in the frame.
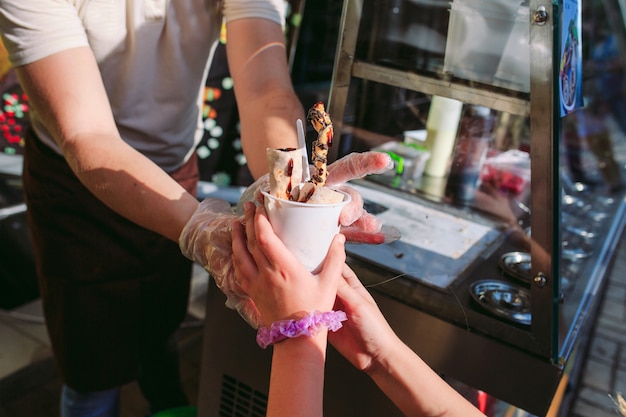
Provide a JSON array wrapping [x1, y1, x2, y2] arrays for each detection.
[[256, 310, 348, 349]]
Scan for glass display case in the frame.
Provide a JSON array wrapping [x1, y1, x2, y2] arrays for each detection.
[[196, 1, 626, 416], [323, 0, 626, 414]]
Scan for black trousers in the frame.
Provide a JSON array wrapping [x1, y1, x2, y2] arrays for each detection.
[[22, 129, 198, 407]]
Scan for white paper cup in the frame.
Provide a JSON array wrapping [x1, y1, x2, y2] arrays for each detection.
[[261, 188, 351, 272]]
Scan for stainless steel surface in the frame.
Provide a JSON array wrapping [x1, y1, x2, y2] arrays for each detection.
[[533, 5, 548, 24], [469, 279, 532, 325], [499, 251, 532, 283], [533, 272, 547, 287], [528, 0, 557, 360]]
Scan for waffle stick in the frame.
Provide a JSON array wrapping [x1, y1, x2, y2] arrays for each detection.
[[307, 102, 333, 186]]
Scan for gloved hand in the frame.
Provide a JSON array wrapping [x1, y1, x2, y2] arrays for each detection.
[[325, 151, 400, 244], [235, 151, 399, 244], [179, 198, 262, 328], [235, 175, 268, 214]]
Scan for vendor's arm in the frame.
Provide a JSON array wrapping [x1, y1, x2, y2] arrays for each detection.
[[15, 48, 198, 242], [225, 17, 304, 178]]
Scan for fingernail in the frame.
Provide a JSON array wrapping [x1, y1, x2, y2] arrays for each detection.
[[383, 153, 394, 169]]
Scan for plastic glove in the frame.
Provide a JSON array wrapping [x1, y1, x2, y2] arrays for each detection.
[[327, 151, 394, 185], [234, 175, 268, 214], [179, 198, 262, 328], [325, 152, 400, 244]]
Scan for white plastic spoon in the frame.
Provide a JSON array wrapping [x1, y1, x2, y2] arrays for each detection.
[[297, 119, 310, 182]]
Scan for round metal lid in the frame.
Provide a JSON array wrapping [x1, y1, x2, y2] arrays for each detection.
[[499, 251, 532, 283], [470, 280, 531, 326]]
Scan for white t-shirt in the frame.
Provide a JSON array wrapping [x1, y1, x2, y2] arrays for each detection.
[[0, 0, 285, 172]]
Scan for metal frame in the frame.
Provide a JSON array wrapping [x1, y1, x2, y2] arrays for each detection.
[[528, 0, 558, 361]]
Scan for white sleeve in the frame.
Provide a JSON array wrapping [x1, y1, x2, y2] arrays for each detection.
[[223, 0, 286, 27], [0, 0, 88, 67]]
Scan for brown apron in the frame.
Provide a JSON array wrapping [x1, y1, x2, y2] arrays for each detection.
[[22, 130, 198, 391]]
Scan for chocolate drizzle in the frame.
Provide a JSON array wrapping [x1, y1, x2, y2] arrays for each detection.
[[301, 187, 315, 202], [286, 158, 294, 198]]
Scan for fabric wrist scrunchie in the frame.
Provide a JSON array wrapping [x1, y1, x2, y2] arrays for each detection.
[[256, 310, 347, 349]]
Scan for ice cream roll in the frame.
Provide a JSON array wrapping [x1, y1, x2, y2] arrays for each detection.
[[295, 182, 345, 204], [266, 147, 303, 200]]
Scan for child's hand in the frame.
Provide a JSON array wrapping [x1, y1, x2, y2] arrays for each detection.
[[232, 202, 346, 325]]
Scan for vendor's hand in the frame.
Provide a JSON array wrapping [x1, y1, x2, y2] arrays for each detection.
[[235, 175, 269, 212], [179, 198, 262, 328], [328, 265, 399, 373], [326, 152, 397, 244], [232, 202, 346, 326]]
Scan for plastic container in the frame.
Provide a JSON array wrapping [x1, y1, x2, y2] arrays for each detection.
[[452, 0, 521, 15], [423, 96, 463, 177], [373, 141, 432, 183], [494, 5, 530, 92], [480, 149, 531, 194], [262, 188, 350, 272], [443, 0, 521, 85], [446, 106, 495, 203], [403, 129, 428, 145]]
